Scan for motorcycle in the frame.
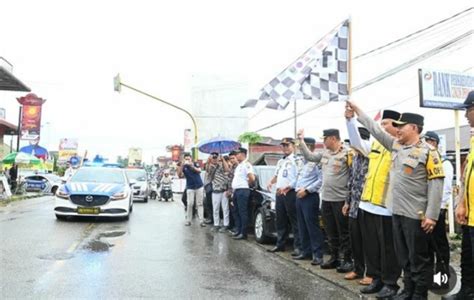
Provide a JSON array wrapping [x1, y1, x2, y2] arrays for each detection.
[[160, 182, 173, 202], [149, 179, 159, 200]]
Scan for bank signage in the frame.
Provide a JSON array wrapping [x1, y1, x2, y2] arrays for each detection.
[[418, 69, 474, 110]]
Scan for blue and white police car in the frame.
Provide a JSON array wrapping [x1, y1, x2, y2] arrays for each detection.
[[54, 167, 133, 220]]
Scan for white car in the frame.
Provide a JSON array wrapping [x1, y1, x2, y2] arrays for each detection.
[[54, 167, 133, 220], [125, 168, 150, 202], [24, 173, 62, 195]]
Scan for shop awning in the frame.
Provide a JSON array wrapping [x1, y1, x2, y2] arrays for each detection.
[[0, 66, 31, 92], [0, 119, 18, 136]]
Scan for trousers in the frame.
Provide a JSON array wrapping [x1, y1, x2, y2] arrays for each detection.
[[186, 187, 204, 222], [276, 189, 301, 250]]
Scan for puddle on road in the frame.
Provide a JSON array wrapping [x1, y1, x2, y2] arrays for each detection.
[[38, 253, 74, 261], [98, 231, 126, 238], [83, 240, 114, 252]]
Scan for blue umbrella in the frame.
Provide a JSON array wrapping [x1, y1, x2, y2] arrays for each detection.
[[197, 137, 241, 154]]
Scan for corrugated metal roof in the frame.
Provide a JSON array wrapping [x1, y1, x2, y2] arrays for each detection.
[[0, 66, 30, 92]]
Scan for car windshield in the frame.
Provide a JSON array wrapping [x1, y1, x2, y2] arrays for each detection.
[[126, 170, 147, 182], [70, 168, 126, 184]]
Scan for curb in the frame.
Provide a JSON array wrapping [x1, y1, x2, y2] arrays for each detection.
[[250, 241, 365, 299]]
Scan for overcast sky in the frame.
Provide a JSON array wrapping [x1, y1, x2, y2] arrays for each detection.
[[1, 0, 472, 162]]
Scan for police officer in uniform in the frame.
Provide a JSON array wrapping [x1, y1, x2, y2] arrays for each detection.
[[347, 101, 445, 300], [450, 90, 474, 300], [293, 137, 324, 265], [298, 129, 353, 273], [267, 138, 302, 255]]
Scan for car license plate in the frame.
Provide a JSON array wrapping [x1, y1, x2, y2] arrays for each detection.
[[77, 207, 100, 214]]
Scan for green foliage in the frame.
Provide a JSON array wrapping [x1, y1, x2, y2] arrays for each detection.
[[238, 132, 263, 145], [116, 156, 129, 168]]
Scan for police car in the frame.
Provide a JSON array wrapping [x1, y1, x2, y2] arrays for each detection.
[[54, 167, 133, 220], [24, 173, 62, 195]]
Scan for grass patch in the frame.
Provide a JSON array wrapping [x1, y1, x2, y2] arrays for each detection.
[[0, 194, 44, 207]]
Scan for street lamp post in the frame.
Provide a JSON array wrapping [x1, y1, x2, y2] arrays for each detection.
[[113, 74, 199, 160]]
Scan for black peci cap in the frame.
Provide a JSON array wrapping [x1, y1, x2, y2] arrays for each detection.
[[358, 127, 370, 140], [321, 129, 340, 139], [392, 113, 424, 127], [304, 137, 316, 145], [382, 110, 401, 121]]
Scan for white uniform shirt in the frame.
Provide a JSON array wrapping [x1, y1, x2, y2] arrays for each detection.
[[441, 159, 454, 209], [232, 160, 254, 190], [275, 153, 300, 189]]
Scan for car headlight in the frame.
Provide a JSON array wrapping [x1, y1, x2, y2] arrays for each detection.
[[111, 191, 129, 200], [56, 187, 70, 199]]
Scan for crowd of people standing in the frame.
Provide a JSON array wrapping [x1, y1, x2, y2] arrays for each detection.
[[177, 91, 474, 300]]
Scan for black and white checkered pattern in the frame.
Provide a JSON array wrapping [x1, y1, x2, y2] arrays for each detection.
[[241, 20, 349, 110]]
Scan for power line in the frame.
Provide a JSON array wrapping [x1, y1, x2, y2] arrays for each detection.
[[255, 31, 473, 132], [353, 7, 473, 60], [249, 8, 472, 120]]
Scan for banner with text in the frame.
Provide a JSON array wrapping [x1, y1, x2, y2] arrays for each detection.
[[17, 93, 46, 140], [418, 69, 474, 110]]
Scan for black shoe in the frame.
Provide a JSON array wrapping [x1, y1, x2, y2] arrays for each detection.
[[267, 246, 285, 253], [336, 260, 353, 273], [290, 249, 302, 257], [376, 285, 399, 299], [361, 279, 384, 294], [392, 289, 413, 300], [292, 254, 312, 260], [311, 257, 324, 266], [204, 219, 213, 224], [320, 257, 338, 269], [230, 231, 240, 237], [232, 234, 247, 240]]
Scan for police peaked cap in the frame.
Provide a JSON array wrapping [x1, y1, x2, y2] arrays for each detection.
[[280, 137, 295, 145], [423, 131, 440, 144], [234, 147, 248, 155], [459, 90, 474, 109]]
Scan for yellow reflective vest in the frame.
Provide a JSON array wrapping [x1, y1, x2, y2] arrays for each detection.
[[464, 136, 474, 226], [361, 140, 391, 207]]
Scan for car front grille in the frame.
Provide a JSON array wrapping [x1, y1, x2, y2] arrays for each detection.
[[70, 195, 110, 207]]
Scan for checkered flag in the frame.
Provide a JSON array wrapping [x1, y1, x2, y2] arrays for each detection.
[[241, 19, 350, 110]]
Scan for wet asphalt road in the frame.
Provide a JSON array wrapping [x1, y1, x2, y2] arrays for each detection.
[[0, 195, 356, 299]]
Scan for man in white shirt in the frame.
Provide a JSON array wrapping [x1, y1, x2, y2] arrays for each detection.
[[63, 162, 75, 182], [266, 137, 302, 255], [230, 147, 255, 240]]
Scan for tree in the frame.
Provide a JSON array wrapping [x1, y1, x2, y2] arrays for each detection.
[[238, 132, 263, 145]]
